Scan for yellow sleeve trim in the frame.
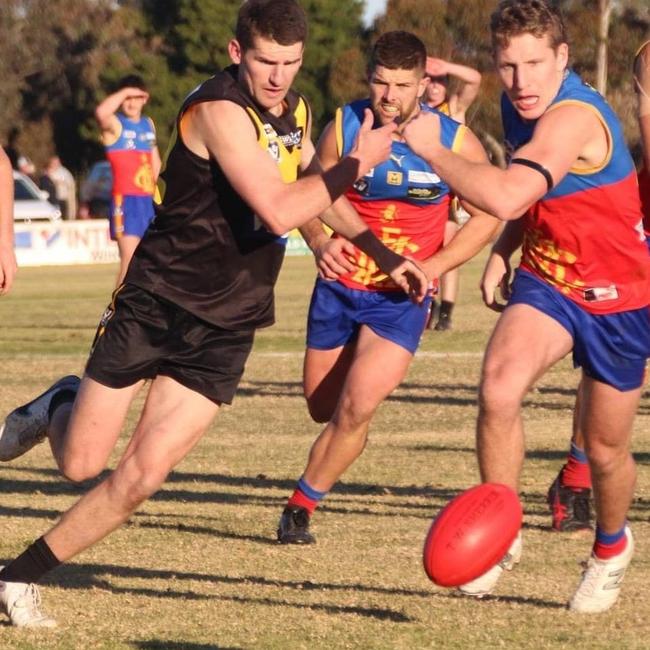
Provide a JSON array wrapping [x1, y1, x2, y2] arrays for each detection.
[[334, 107, 344, 158], [546, 100, 612, 175], [451, 124, 467, 154]]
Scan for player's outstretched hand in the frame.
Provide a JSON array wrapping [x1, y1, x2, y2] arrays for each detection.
[[402, 111, 441, 161], [480, 250, 512, 312], [314, 237, 357, 281], [350, 108, 397, 178], [388, 258, 429, 304]]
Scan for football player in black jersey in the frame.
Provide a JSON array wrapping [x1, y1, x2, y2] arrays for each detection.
[[0, 0, 428, 628]]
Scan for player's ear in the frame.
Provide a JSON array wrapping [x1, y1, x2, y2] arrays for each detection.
[[228, 39, 243, 65], [417, 73, 429, 100], [556, 43, 569, 72]]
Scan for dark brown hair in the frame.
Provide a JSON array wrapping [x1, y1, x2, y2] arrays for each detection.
[[236, 0, 308, 51], [371, 31, 427, 72]]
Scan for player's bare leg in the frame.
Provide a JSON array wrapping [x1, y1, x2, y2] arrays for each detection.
[[48, 376, 144, 480], [278, 327, 413, 543], [569, 375, 640, 613], [460, 305, 573, 597], [580, 376, 638, 532], [44, 375, 219, 562], [477, 304, 573, 490], [116, 234, 140, 286], [303, 343, 356, 423]]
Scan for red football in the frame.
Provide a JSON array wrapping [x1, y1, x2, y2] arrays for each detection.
[[423, 483, 522, 587]]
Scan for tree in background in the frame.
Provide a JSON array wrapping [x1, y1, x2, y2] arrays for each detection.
[[2, 0, 648, 179]]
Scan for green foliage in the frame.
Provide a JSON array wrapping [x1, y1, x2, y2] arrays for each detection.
[[3, 0, 649, 177]]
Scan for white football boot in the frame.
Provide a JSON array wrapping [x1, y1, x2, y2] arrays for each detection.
[[0, 375, 80, 461], [0, 571, 56, 628], [569, 526, 634, 613], [458, 531, 522, 598]]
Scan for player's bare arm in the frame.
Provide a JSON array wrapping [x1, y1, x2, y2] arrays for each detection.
[[298, 122, 358, 279], [419, 128, 500, 281], [426, 57, 482, 120], [185, 100, 396, 235], [480, 218, 525, 311], [95, 87, 149, 142], [0, 146, 16, 295], [402, 104, 603, 221]]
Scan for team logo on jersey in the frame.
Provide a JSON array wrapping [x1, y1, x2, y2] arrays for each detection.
[[263, 123, 277, 138], [353, 178, 369, 194], [387, 171, 402, 185], [267, 141, 281, 162], [278, 128, 303, 151], [381, 204, 397, 222]]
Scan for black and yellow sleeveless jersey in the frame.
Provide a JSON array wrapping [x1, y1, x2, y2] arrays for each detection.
[[126, 65, 310, 329]]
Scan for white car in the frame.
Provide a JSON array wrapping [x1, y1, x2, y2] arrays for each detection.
[[13, 171, 62, 223]]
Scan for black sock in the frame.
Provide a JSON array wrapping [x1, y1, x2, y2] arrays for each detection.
[[439, 300, 455, 319], [48, 389, 77, 421], [0, 537, 61, 584]]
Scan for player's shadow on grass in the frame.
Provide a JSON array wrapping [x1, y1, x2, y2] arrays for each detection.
[[34, 563, 414, 623], [135, 643, 242, 650], [443, 590, 566, 609]]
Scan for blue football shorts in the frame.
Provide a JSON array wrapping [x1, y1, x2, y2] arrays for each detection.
[[508, 269, 650, 391], [306, 278, 431, 355], [110, 194, 156, 240]]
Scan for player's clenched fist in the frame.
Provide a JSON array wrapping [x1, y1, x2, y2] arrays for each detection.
[[349, 108, 397, 178], [402, 111, 442, 161]]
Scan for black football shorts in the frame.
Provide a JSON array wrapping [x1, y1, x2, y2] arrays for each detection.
[[85, 283, 255, 404]]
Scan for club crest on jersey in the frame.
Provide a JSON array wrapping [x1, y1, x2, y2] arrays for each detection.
[[263, 123, 277, 138], [386, 171, 402, 185], [278, 128, 304, 152], [354, 178, 370, 194], [267, 141, 280, 162]]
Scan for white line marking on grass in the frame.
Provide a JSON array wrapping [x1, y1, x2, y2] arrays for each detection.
[[254, 351, 483, 359]]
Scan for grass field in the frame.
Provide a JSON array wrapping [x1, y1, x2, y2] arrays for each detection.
[[0, 254, 648, 650]]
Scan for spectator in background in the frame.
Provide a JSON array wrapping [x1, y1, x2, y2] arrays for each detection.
[[39, 160, 62, 211], [0, 145, 17, 295], [96, 75, 161, 285], [424, 56, 482, 330], [17, 155, 37, 183], [46, 157, 76, 220]]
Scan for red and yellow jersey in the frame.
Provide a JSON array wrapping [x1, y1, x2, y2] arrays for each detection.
[[502, 71, 650, 314], [105, 113, 157, 197], [335, 99, 466, 291]]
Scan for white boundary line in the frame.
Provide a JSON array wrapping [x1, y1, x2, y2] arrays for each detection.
[[253, 351, 483, 359]]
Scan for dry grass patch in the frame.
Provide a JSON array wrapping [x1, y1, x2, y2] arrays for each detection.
[[0, 257, 648, 649]]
